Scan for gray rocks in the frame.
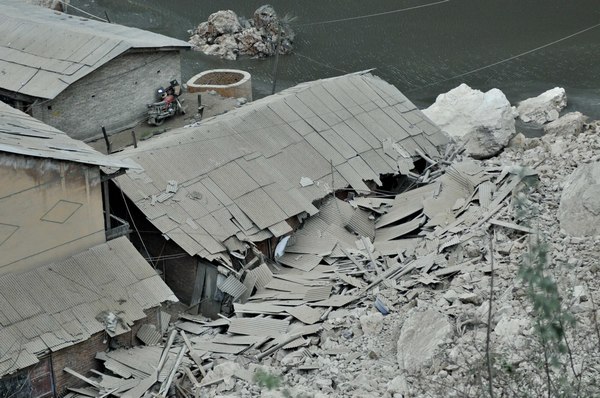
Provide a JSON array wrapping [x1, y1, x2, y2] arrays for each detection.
[[544, 111, 587, 137], [423, 84, 516, 159], [188, 6, 295, 60], [558, 162, 600, 236], [517, 87, 567, 125], [396, 308, 452, 372], [359, 312, 384, 335]]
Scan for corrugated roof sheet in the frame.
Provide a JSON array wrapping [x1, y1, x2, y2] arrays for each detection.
[[0, 101, 137, 169], [227, 318, 289, 337], [0, 0, 190, 100], [0, 237, 176, 377], [116, 72, 448, 262]]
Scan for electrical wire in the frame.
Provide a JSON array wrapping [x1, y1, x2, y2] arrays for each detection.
[[113, 179, 153, 265], [295, 0, 450, 27], [55, 0, 108, 22], [294, 52, 349, 74], [407, 20, 600, 93]]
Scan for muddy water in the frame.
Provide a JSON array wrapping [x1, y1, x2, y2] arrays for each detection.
[[76, 0, 600, 118]]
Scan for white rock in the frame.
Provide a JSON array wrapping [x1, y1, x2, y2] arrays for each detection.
[[544, 112, 587, 137], [558, 162, 600, 236], [386, 375, 409, 395], [443, 289, 459, 303], [207, 10, 242, 35], [423, 84, 516, 159], [573, 285, 588, 302], [494, 316, 527, 338], [359, 312, 384, 335], [517, 87, 567, 125], [396, 308, 453, 372]]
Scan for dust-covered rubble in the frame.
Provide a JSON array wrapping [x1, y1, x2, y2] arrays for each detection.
[[63, 90, 600, 398]]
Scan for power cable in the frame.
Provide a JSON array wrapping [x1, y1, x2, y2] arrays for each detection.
[[55, 0, 108, 22], [295, 0, 450, 27], [406, 20, 600, 93], [294, 52, 349, 74], [113, 179, 153, 265]]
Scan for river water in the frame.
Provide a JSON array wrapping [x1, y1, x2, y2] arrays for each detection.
[[78, 0, 600, 118]]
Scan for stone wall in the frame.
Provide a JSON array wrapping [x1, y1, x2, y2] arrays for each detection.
[[32, 50, 182, 141]]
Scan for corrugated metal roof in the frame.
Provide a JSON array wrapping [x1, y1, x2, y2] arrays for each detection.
[[0, 0, 189, 100], [0, 237, 175, 377], [0, 101, 137, 169], [285, 305, 323, 325], [115, 72, 448, 261], [217, 275, 247, 300], [250, 263, 274, 290], [227, 318, 289, 337]]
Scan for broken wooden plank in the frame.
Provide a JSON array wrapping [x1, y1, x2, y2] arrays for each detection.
[[489, 219, 534, 234], [63, 367, 102, 389]]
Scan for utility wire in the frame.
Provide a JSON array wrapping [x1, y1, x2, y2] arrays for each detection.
[[55, 0, 108, 22], [295, 0, 450, 27], [407, 20, 600, 93], [294, 52, 349, 74]]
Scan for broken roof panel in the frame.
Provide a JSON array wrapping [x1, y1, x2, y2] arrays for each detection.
[[0, 1, 189, 100], [115, 72, 447, 262], [0, 237, 175, 377]]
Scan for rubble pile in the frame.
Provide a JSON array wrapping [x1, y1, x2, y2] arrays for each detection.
[[64, 89, 600, 397], [188, 5, 295, 60]]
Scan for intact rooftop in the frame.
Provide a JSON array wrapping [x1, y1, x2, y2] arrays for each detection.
[[115, 72, 449, 264], [0, 100, 135, 169], [0, 237, 177, 377], [0, 0, 190, 100]]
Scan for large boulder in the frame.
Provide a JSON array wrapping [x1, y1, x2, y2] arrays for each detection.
[[423, 84, 516, 159], [397, 308, 453, 372], [189, 6, 294, 59], [543, 111, 587, 137], [207, 10, 242, 37], [558, 162, 600, 236], [254, 4, 278, 28], [517, 87, 567, 125]]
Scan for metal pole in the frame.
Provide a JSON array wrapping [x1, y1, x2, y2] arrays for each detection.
[[271, 22, 281, 95], [131, 130, 137, 148], [101, 126, 111, 154], [103, 180, 111, 232]]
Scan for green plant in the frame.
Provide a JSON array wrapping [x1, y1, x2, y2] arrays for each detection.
[[253, 369, 282, 390]]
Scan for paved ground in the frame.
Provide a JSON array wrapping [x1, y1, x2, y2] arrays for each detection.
[[89, 90, 240, 154]]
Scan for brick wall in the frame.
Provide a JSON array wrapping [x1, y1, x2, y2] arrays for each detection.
[[158, 240, 198, 305], [32, 49, 182, 141], [48, 306, 160, 396]]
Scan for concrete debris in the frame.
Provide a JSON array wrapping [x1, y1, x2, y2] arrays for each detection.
[[64, 87, 600, 398], [558, 161, 600, 236], [423, 83, 516, 159], [517, 87, 567, 125], [188, 6, 295, 59], [544, 111, 587, 137], [396, 308, 453, 372]]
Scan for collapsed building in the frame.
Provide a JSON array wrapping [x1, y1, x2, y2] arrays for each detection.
[[112, 71, 449, 317], [0, 101, 177, 397]]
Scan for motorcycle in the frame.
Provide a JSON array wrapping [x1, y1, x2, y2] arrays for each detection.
[[146, 80, 185, 126]]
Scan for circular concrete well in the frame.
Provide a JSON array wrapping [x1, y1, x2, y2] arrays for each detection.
[[186, 69, 252, 101]]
